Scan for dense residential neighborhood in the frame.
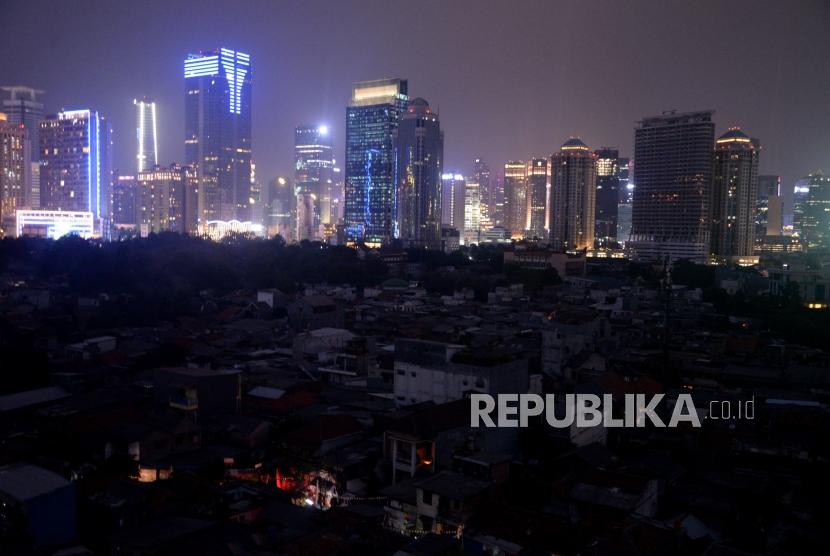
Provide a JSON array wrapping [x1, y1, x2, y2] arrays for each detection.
[[1, 237, 828, 555]]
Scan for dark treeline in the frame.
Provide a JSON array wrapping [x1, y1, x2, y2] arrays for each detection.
[[2, 234, 827, 348], [0, 233, 390, 296]]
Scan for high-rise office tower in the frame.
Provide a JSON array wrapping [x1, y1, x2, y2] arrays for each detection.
[[39, 109, 112, 220], [710, 128, 759, 259], [2, 86, 44, 162], [463, 180, 481, 245], [134, 97, 158, 173], [29, 161, 39, 210], [594, 148, 620, 245], [504, 161, 527, 237], [473, 158, 491, 224], [756, 175, 783, 237], [184, 48, 252, 225], [800, 170, 830, 251], [0, 113, 32, 236], [262, 176, 294, 240], [294, 124, 334, 240], [249, 161, 264, 226], [137, 164, 198, 235], [526, 158, 549, 239], [330, 167, 344, 224], [395, 98, 443, 249], [616, 157, 632, 243], [550, 138, 597, 251], [441, 173, 465, 230], [112, 175, 137, 226], [618, 157, 631, 201], [793, 176, 812, 236], [492, 174, 505, 228], [100, 117, 113, 221], [629, 111, 715, 263], [616, 204, 633, 246], [295, 190, 316, 241], [344, 78, 408, 246]]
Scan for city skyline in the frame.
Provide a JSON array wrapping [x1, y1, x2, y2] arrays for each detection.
[[1, 0, 827, 207], [2, 3, 830, 552]]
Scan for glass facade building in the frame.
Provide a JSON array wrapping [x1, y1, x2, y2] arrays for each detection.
[[395, 98, 443, 249], [294, 124, 334, 240], [756, 175, 781, 237], [594, 148, 620, 245], [800, 170, 830, 251], [344, 78, 408, 246], [472, 158, 492, 226], [184, 48, 252, 225], [793, 177, 811, 236]]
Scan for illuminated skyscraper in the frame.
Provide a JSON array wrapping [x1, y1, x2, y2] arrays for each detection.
[[629, 111, 715, 263], [0, 113, 31, 236], [616, 204, 633, 246], [2, 86, 43, 162], [441, 173, 466, 231], [756, 175, 782, 237], [262, 176, 294, 240], [136, 164, 198, 235], [616, 157, 633, 244], [184, 48, 252, 225], [594, 148, 620, 245], [112, 175, 137, 227], [463, 180, 481, 245], [134, 97, 158, 173], [39, 109, 112, 220], [294, 124, 334, 240], [492, 174, 505, 228], [472, 158, 492, 224], [550, 138, 597, 251], [395, 98, 443, 249], [800, 170, 830, 251], [504, 161, 527, 237], [330, 167, 344, 224], [710, 128, 759, 259], [526, 158, 549, 239], [344, 78, 408, 246]]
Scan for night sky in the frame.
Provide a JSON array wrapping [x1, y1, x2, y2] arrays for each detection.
[[2, 0, 828, 207]]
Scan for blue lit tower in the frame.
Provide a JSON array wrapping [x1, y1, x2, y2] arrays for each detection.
[[39, 109, 111, 220], [344, 78, 408, 246], [184, 48, 252, 225], [395, 98, 443, 249]]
